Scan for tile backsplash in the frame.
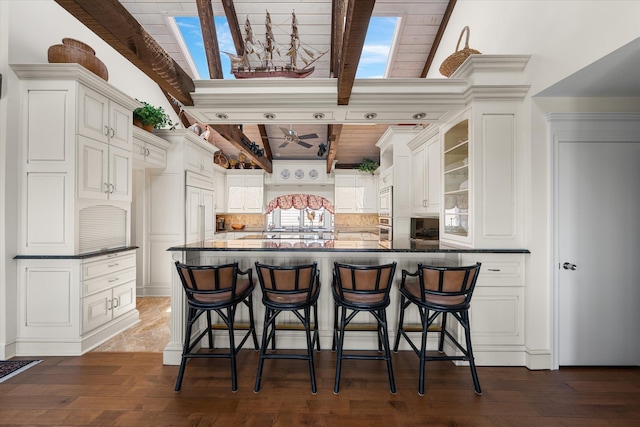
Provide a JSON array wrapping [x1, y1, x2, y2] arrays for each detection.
[[334, 214, 378, 228], [218, 213, 378, 231]]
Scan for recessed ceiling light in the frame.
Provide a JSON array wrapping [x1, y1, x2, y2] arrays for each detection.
[[364, 113, 377, 120], [412, 112, 427, 120], [263, 113, 276, 120], [215, 113, 228, 120], [313, 113, 325, 120]]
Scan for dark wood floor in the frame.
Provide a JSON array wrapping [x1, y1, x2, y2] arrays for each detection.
[[1, 350, 639, 426]]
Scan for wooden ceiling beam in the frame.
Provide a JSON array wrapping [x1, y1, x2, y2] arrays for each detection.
[[258, 125, 274, 161], [54, 0, 194, 106], [326, 124, 343, 173], [331, 0, 347, 78], [196, 0, 223, 79], [211, 125, 273, 173], [222, 0, 245, 56], [420, 0, 457, 78], [337, 0, 375, 105]]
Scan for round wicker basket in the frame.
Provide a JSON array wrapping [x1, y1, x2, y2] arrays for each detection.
[[439, 26, 481, 78], [48, 38, 108, 81]]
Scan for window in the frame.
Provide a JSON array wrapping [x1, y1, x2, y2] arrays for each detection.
[[267, 207, 333, 230]]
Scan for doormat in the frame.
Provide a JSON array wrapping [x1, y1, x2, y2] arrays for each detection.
[[0, 360, 42, 383]]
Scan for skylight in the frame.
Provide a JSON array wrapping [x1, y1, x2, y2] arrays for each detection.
[[174, 15, 399, 80]]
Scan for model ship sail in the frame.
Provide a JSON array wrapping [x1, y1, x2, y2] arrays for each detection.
[[224, 11, 327, 79]]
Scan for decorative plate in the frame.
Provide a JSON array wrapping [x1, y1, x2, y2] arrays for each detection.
[[294, 169, 304, 179], [309, 169, 319, 180], [280, 169, 290, 180]]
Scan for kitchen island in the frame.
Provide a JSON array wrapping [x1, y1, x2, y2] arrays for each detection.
[[164, 238, 530, 367]]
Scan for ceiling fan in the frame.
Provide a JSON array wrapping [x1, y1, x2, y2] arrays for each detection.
[[275, 125, 318, 148]]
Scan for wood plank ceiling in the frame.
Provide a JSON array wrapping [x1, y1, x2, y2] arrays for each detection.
[[55, 0, 456, 173]]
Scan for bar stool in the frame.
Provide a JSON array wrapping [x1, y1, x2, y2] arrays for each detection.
[[254, 262, 321, 394], [174, 261, 259, 392], [332, 261, 397, 394], [393, 262, 482, 395]]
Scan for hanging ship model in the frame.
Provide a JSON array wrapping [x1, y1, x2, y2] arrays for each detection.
[[225, 11, 327, 79]]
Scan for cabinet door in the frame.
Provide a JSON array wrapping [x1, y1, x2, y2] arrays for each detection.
[[108, 102, 133, 151], [335, 175, 356, 213], [112, 281, 136, 318], [78, 136, 109, 200], [108, 145, 132, 202], [78, 86, 109, 144], [132, 139, 146, 164], [426, 137, 441, 214], [185, 142, 203, 173], [356, 174, 377, 213], [411, 143, 427, 214], [201, 149, 214, 176], [244, 175, 263, 213], [185, 185, 202, 242], [145, 143, 167, 168], [214, 171, 226, 212], [82, 288, 112, 333], [201, 189, 215, 239], [226, 175, 245, 212]]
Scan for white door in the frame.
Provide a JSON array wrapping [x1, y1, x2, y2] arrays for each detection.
[[557, 141, 640, 366]]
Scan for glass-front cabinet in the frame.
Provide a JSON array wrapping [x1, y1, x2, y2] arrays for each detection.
[[443, 119, 469, 241]]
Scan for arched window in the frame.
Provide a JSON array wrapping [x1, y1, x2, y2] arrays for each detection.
[[266, 194, 334, 229]]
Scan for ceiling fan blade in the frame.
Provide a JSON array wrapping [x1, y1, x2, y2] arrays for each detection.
[[279, 141, 289, 148], [297, 140, 313, 149], [297, 133, 318, 140], [279, 127, 291, 135]]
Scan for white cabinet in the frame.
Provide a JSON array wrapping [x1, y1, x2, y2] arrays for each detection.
[[78, 135, 132, 201], [334, 171, 378, 213], [440, 100, 523, 248], [459, 253, 525, 365], [185, 140, 214, 175], [409, 128, 441, 216], [78, 84, 133, 151], [226, 170, 264, 213], [186, 184, 215, 243], [13, 64, 139, 256], [143, 130, 218, 295], [16, 249, 139, 356], [132, 127, 169, 169], [214, 168, 227, 212]]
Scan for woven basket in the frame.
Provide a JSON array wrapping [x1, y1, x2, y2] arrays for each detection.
[[48, 38, 109, 81], [439, 26, 481, 77]]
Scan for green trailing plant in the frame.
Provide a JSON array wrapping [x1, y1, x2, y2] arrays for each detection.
[[133, 100, 175, 130], [357, 158, 379, 175]]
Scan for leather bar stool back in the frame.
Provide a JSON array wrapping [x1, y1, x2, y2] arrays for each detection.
[[394, 262, 482, 395], [332, 261, 397, 394], [174, 261, 258, 392]]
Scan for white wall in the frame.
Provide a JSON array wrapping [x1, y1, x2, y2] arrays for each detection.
[[0, 0, 180, 358], [429, 1, 640, 365]]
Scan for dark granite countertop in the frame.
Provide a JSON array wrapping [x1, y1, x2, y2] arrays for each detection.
[[14, 246, 139, 260], [167, 239, 529, 254]]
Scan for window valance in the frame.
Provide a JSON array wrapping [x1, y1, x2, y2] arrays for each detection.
[[266, 194, 334, 214]]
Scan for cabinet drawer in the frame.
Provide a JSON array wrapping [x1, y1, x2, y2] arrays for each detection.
[[82, 252, 136, 281], [461, 254, 524, 287], [83, 267, 135, 296]]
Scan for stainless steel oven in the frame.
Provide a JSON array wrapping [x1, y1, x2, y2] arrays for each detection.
[[378, 215, 392, 248]]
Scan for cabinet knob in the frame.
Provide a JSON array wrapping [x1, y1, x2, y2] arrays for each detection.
[[104, 125, 110, 136], [104, 182, 110, 194], [109, 127, 115, 138], [107, 299, 113, 310]]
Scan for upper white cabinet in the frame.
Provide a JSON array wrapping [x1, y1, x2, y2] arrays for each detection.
[[185, 140, 214, 176], [334, 171, 378, 213], [78, 85, 133, 151], [226, 170, 264, 213], [132, 127, 169, 169], [12, 64, 139, 255], [440, 103, 524, 248], [409, 127, 441, 216], [78, 135, 132, 202], [214, 168, 227, 212]]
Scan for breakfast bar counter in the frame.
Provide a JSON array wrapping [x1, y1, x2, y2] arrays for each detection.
[[163, 239, 530, 367]]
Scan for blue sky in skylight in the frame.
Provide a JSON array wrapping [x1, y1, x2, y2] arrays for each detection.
[[175, 15, 397, 79]]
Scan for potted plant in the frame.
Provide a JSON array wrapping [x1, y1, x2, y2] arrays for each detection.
[[357, 158, 379, 175], [133, 100, 175, 131]]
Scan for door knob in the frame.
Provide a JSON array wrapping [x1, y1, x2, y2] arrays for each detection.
[[562, 262, 577, 270]]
